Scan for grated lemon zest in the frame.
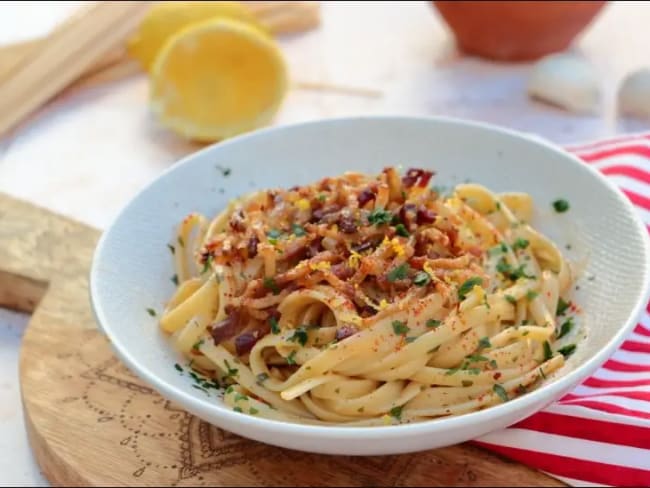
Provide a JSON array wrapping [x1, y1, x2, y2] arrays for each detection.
[[295, 198, 311, 211]]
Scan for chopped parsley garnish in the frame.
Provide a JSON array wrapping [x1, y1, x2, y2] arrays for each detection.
[[394, 223, 410, 237], [256, 373, 269, 385], [216, 165, 231, 177], [174, 363, 183, 373], [222, 360, 239, 380], [226, 385, 234, 394], [192, 384, 208, 394], [177, 236, 185, 247], [389, 406, 403, 420], [367, 208, 393, 226], [249, 407, 259, 415], [489, 359, 498, 369], [556, 317, 574, 340], [500, 242, 509, 253], [558, 344, 576, 358], [233, 406, 243, 413], [497, 259, 535, 280], [478, 336, 492, 350], [539, 367, 547, 380], [426, 319, 441, 328], [234, 393, 248, 403], [201, 255, 213, 274], [263, 277, 280, 295], [413, 271, 431, 287], [146, 308, 157, 317], [387, 263, 409, 282], [505, 294, 517, 304], [556, 297, 571, 316], [512, 238, 530, 250], [286, 350, 297, 365], [167, 243, 175, 254], [553, 199, 570, 213], [392, 320, 410, 336], [496, 259, 511, 274], [291, 223, 306, 237], [496, 201, 502, 211], [465, 354, 488, 363], [526, 290, 539, 301], [288, 327, 309, 347], [267, 228, 282, 245], [191, 339, 204, 352], [458, 276, 483, 300], [269, 316, 280, 334], [493, 384, 509, 402], [461, 380, 474, 387], [543, 341, 553, 361], [318, 194, 327, 202], [171, 274, 179, 286]]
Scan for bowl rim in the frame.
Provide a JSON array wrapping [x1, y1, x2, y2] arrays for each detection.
[[90, 115, 650, 439]]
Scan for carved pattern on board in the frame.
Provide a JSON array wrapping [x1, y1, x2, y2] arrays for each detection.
[[67, 332, 417, 486]]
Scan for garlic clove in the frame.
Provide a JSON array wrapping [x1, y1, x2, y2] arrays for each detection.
[[527, 53, 601, 114], [618, 68, 650, 119]]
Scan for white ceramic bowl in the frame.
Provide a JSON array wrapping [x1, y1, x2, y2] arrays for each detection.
[[90, 116, 650, 455]]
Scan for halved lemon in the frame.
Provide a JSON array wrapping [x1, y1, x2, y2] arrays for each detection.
[[128, 1, 265, 72], [150, 18, 288, 142]]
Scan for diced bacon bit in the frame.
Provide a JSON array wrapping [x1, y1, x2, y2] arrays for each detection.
[[338, 214, 358, 234], [210, 306, 243, 344], [247, 236, 259, 258], [402, 168, 435, 188], [331, 263, 355, 280], [229, 209, 246, 232], [399, 203, 418, 229], [335, 325, 358, 341], [357, 188, 376, 207], [235, 332, 259, 355], [416, 206, 437, 225]]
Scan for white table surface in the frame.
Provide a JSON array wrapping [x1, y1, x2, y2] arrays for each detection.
[[1, 1, 649, 485]]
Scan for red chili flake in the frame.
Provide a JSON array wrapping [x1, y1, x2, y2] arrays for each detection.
[[493, 372, 502, 380]]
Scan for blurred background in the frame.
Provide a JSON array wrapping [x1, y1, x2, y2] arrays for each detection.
[[1, 1, 649, 485]]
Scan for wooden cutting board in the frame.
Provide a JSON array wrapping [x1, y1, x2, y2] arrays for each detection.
[[0, 192, 563, 487]]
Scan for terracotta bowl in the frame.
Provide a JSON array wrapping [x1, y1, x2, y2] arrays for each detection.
[[433, 1, 607, 61]]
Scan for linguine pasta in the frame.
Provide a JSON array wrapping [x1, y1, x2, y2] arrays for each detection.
[[160, 167, 576, 425]]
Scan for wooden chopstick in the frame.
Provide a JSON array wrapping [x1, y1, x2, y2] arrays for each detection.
[[0, 2, 151, 137]]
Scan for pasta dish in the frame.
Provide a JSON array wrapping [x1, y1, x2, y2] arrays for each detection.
[[160, 167, 576, 425]]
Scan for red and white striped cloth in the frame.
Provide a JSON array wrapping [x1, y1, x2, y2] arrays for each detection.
[[476, 133, 650, 487]]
